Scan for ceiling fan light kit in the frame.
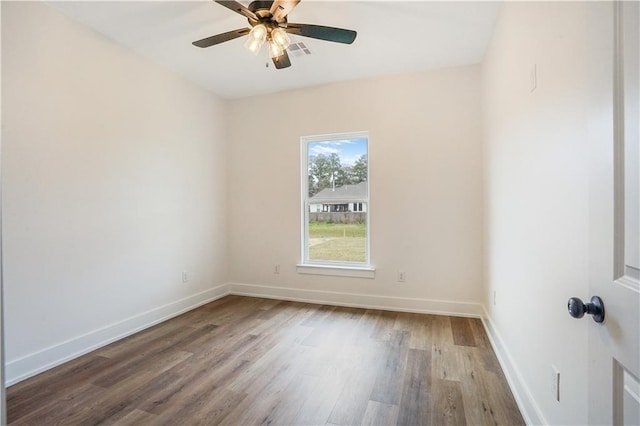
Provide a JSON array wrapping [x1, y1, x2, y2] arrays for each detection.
[[193, 0, 357, 69]]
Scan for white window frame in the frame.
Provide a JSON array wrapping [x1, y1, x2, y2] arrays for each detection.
[[298, 131, 374, 278]]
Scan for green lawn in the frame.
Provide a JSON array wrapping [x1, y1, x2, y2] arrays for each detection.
[[308, 222, 366, 262], [308, 222, 366, 238]]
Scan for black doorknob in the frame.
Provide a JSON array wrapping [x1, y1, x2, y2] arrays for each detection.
[[567, 296, 605, 323]]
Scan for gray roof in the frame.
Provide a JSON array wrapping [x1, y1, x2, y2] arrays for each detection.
[[311, 181, 368, 200]]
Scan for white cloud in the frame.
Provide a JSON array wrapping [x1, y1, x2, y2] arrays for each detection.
[[333, 140, 356, 146], [340, 155, 360, 166], [311, 145, 339, 155]]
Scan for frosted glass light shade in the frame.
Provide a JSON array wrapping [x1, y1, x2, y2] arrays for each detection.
[[269, 40, 284, 58], [271, 28, 291, 50], [245, 24, 267, 55]]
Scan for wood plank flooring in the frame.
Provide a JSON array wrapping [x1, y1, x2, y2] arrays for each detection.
[[7, 295, 524, 425]]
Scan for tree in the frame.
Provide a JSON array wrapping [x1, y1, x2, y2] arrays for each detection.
[[308, 153, 367, 197], [351, 154, 368, 183], [308, 153, 343, 196]]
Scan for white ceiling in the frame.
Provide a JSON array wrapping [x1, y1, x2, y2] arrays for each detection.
[[48, 1, 501, 99]]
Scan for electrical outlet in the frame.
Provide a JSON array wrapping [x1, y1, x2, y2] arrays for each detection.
[[182, 271, 189, 283], [274, 264, 280, 274], [551, 365, 560, 402], [398, 271, 406, 282]]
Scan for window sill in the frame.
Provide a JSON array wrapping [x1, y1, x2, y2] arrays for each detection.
[[296, 264, 376, 279]]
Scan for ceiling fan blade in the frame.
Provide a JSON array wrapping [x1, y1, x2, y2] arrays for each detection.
[[272, 50, 292, 69], [215, 1, 258, 21], [192, 28, 251, 48], [270, 0, 301, 23], [285, 23, 357, 44]]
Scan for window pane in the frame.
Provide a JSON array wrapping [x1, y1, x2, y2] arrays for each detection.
[[307, 139, 368, 198], [308, 203, 367, 263]]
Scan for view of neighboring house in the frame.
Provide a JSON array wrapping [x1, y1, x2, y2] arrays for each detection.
[[309, 181, 368, 213]]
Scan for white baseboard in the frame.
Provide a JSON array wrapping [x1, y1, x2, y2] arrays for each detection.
[[481, 306, 546, 425], [5, 284, 230, 386], [228, 282, 484, 317]]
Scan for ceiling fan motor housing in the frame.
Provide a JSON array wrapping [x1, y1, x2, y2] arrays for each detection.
[[247, 1, 286, 27]]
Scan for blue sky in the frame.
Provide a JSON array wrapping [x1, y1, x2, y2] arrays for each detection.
[[308, 137, 367, 166]]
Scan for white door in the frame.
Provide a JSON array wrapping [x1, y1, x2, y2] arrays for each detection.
[[587, 1, 640, 425]]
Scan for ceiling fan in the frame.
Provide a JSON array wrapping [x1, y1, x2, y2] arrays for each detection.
[[193, 0, 357, 69]]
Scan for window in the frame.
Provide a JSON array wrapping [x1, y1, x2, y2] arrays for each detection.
[[301, 132, 370, 270]]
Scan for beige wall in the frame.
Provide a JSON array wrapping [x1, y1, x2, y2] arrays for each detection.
[[482, 2, 590, 424], [2, 2, 228, 383], [227, 65, 484, 309], [0, 3, 606, 423], [0, 2, 5, 421], [0, 1, 607, 423], [2, 0, 485, 387], [2, 4, 600, 424]]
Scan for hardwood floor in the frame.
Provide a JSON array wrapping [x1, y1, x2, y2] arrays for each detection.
[[7, 296, 524, 425]]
